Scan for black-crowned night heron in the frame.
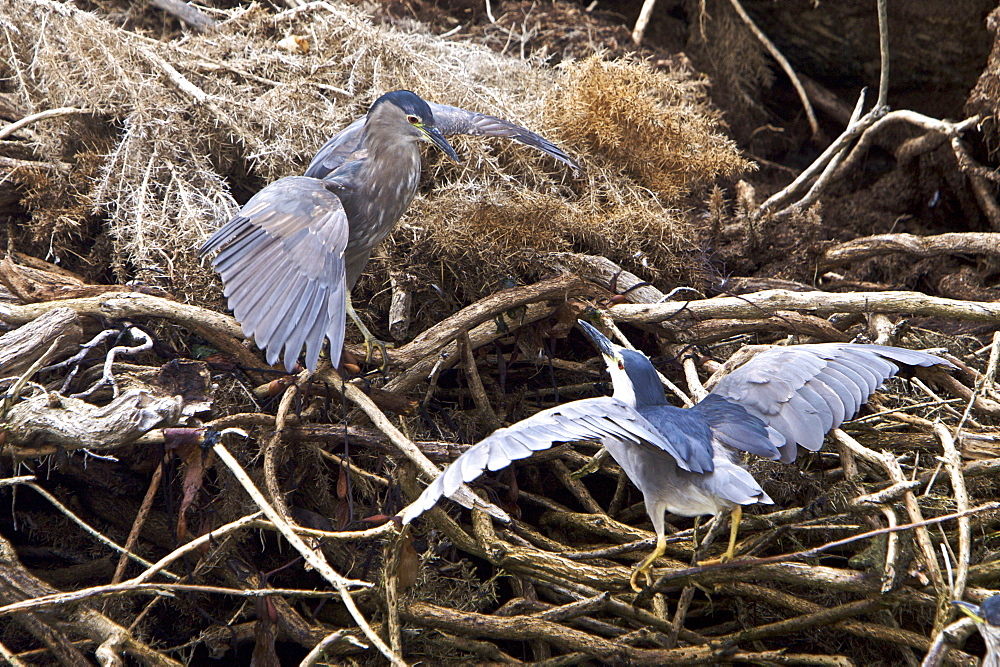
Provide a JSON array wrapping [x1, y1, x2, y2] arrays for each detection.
[[200, 90, 578, 372], [402, 320, 953, 591], [954, 596, 1000, 666]]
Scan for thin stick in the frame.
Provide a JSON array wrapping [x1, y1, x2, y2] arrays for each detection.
[[935, 423, 970, 616], [109, 462, 165, 586], [0, 582, 343, 615], [299, 630, 350, 666], [0, 639, 26, 667], [22, 481, 179, 580], [729, 0, 818, 138], [832, 430, 947, 601], [131, 511, 263, 584], [921, 617, 977, 667], [0, 107, 92, 141], [318, 367, 508, 520], [459, 332, 501, 431], [263, 369, 310, 523], [751, 91, 870, 218], [632, 0, 657, 44], [876, 0, 889, 109]]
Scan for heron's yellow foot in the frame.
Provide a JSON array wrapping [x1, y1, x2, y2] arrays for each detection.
[[346, 294, 393, 371], [630, 534, 667, 592], [696, 506, 742, 566], [363, 335, 392, 371]]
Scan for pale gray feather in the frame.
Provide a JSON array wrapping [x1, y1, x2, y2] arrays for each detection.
[[401, 396, 710, 524], [201, 176, 348, 372], [710, 343, 954, 463]]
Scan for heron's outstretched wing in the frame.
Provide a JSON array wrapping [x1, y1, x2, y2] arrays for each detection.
[[304, 102, 579, 180], [686, 394, 781, 460], [427, 102, 580, 170], [401, 396, 707, 524], [200, 176, 349, 372], [708, 343, 954, 462]]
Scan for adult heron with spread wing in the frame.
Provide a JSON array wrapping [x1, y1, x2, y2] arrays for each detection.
[[402, 320, 953, 591]]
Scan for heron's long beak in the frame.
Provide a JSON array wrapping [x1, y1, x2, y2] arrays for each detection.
[[578, 320, 616, 358], [952, 600, 985, 623], [422, 126, 459, 162]]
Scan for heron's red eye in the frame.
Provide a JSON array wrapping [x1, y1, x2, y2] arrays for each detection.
[[617, 360, 625, 370], [407, 114, 420, 124]]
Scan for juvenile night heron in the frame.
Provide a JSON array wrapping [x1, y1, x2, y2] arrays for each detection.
[[954, 596, 1000, 666], [401, 320, 953, 591], [200, 90, 578, 372]]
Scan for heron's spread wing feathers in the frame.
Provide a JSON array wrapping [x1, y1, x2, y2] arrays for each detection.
[[305, 103, 579, 180], [401, 396, 710, 524], [709, 343, 953, 462], [199, 176, 349, 371], [426, 103, 580, 170], [686, 394, 780, 460]]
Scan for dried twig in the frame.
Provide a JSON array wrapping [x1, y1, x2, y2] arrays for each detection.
[[0, 106, 92, 141], [631, 0, 657, 44], [820, 232, 1000, 269], [610, 289, 1000, 327], [317, 367, 509, 521], [728, 0, 818, 138]]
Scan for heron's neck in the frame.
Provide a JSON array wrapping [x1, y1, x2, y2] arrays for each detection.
[[609, 363, 667, 408], [630, 373, 668, 408], [349, 121, 422, 234], [361, 115, 422, 178]]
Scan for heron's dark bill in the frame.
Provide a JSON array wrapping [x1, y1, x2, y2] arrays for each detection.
[[577, 320, 616, 358], [423, 125, 459, 162]]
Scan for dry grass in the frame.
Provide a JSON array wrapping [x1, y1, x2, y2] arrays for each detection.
[[1, 0, 749, 311]]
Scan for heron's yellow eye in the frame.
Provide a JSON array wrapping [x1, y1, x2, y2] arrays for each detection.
[[406, 114, 420, 124]]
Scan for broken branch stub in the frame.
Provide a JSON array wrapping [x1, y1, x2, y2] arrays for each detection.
[[0, 307, 81, 377]]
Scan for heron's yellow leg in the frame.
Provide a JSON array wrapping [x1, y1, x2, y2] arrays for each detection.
[[630, 534, 667, 592], [346, 293, 391, 370], [698, 506, 743, 565], [723, 505, 742, 561]]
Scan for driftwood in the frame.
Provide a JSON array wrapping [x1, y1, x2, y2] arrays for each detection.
[[3, 258, 999, 665], [821, 232, 1000, 269], [611, 289, 1000, 327], [0, 307, 80, 377], [4, 389, 182, 457]]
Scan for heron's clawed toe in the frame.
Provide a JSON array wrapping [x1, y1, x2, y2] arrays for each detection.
[[363, 335, 393, 372], [695, 552, 733, 567], [629, 564, 653, 593], [629, 534, 668, 592]]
